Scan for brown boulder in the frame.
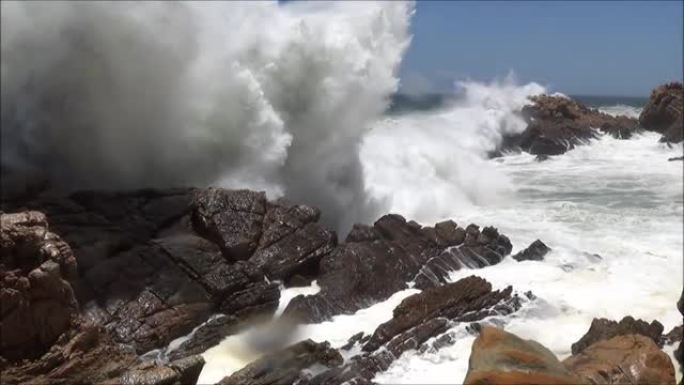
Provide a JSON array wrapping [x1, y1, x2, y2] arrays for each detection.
[[1, 211, 79, 361], [640, 82, 683, 143], [463, 326, 581, 385], [563, 334, 676, 385], [512, 239, 551, 262]]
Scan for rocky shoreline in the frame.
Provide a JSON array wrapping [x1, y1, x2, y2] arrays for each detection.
[[1, 84, 682, 385], [1, 186, 682, 385], [494, 82, 683, 159]]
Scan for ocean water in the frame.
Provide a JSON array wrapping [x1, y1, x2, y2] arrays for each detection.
[[198, 87, 683, 384]]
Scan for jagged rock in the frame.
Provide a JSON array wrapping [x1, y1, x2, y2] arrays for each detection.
[[1, 188, 336, 356], [640, 82, 683, 143], [121, 355, 205, 385], [306, 277, 521, 385], [1, 211, 79, 361], [463, 326, 581, 385], [363, 276, 519, 351], [664, 325, 683, 346], [166, 314, 240, 361], [571, 316, 664, 354], [563, 334, 676, 385], [512, 239, 551, 262], [216, 339, 343, 385], [413, 225, 512, 290], [1, 323, 204, 385], [284, 215, 512, 323], [497, 94, 639, 157]]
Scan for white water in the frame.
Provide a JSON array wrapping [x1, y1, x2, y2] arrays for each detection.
[[371, 132, 683, 384], [199, 87, 683, 384]]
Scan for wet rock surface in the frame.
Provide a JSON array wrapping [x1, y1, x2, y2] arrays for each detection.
[[497, 94, 639, 157], [511, 239, 551, 262], [2, 188, 336, 355], [302, 277, 521, 385], [564, 334, 676, 385], [284, 217, 513, 323], [216, 339, 343, 385], [571, 316, 665, 355], [1, 211, 79, 361], [463, 326, 581, 385], [640, 82, 683, 143]]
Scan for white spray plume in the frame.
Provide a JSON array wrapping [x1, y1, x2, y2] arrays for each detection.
[[361, 75, 546, 223], [1, 1, 413, 231]]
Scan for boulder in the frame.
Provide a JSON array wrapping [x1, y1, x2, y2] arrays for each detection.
[[497, 94, 639, 157], [571, 316, 664, 354], [640, 82, 683, 143], [512, 239, 551, 262], [563, 334, 676, 385], [463, 326, 581, 385], [1, 211, 79, 361]]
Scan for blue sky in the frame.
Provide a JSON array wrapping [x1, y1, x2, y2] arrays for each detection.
[[400, 1, 683, 96]]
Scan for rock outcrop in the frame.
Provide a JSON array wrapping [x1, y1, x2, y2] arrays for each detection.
[[283, 216, 512, 323], [564, 334, 676, 385], [464, 326, 676, 385], [1, 211, 79, 361], [498, 94, 639, 157], [304, 277, 521, 385], [217, 339, 343, 385], [0, 211, 205, 385], [571, 316, 665, 354], [511, 239, 551, 262], [463, 326, 581, 385], [640, 82, 683, 143], [2, 188, 336, 356]]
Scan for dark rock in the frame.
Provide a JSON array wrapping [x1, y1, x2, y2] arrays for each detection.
[[306, 276, 521, 385], [1, 211, 79, 361], [640, 82, 683, 143], [497, 94, 639, 157], [216, 339, 343, 385], [571, 316, 664, 355], [413, 225, 512, 290], [512, 239, 551, 262], [1, 188, 338, 356], [668, 156, 684, 161], [284, 215, 513, 323], [663, 325, 683, 346], [363, 276, 519, 352], [166, 314, 240, 361]]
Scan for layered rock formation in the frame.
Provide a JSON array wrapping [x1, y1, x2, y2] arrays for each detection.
[[284, 218, 512, 323], [0, 211, 205, 385], [498, 94, 639, 157], [464, 325, 676, 385], [640, 82, 684, 143], [2, 187, 519, 384], [218, 276, 522, 385]]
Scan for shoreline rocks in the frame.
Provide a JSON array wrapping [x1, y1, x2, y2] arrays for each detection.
[[496, 94, 639, 157], [464, 326, 676, 385], [640, 82, 683, 143]]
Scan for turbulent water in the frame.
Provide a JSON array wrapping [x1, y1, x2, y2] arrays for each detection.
[[198, 93, 683, 383], [1, 1, 681, 383]]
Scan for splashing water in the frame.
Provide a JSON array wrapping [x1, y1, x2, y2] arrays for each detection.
[[0, 0, 413, 230]]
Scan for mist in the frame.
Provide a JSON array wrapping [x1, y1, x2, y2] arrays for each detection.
[[0, 1, 413, 231]]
